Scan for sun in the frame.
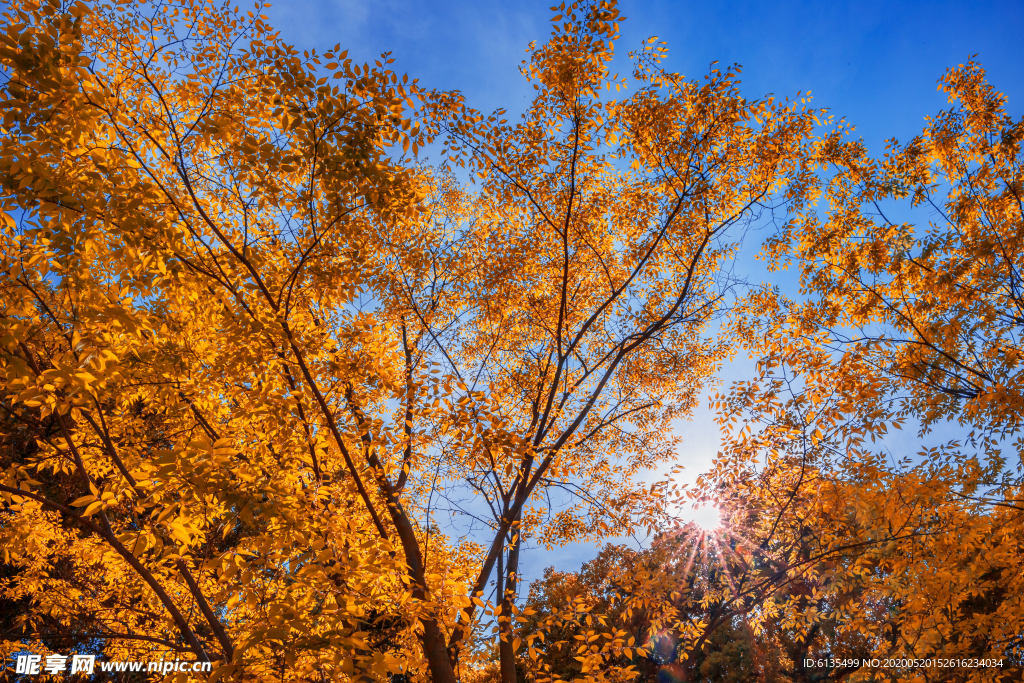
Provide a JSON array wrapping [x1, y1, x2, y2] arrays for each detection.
[[667, 500, 722, 532], [690, 504, 720, 532]]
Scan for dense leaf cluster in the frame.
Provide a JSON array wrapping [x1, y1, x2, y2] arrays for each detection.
[[1, 1, 1022, 682]]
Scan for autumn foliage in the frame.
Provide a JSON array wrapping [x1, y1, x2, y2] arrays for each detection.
[[1, 0, 1022, 682]]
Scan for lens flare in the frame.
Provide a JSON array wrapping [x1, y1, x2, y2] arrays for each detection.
[[656, 663, 687, 683]]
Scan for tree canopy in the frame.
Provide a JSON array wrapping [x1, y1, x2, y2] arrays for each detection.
[[1, 1, 1021, 682]]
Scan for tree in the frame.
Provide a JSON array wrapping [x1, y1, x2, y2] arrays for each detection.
[[0, 0, 823, 681], [700, 346, 1024, 681], [515, 541, 770, 683], [1, 0, 439, 678], [410, 3, 819, 679], [756, 59, 1024, 498], [696, 61, 1024, 681], [508, 526, 871, 683]]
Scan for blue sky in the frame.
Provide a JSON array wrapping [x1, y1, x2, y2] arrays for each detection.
[[266, 0, 1023, 149], [263, 0, 1024, 580]]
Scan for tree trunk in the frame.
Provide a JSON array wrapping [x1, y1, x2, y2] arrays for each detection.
[[499, 531, 521, 683], [423, 618, 459, 683]]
